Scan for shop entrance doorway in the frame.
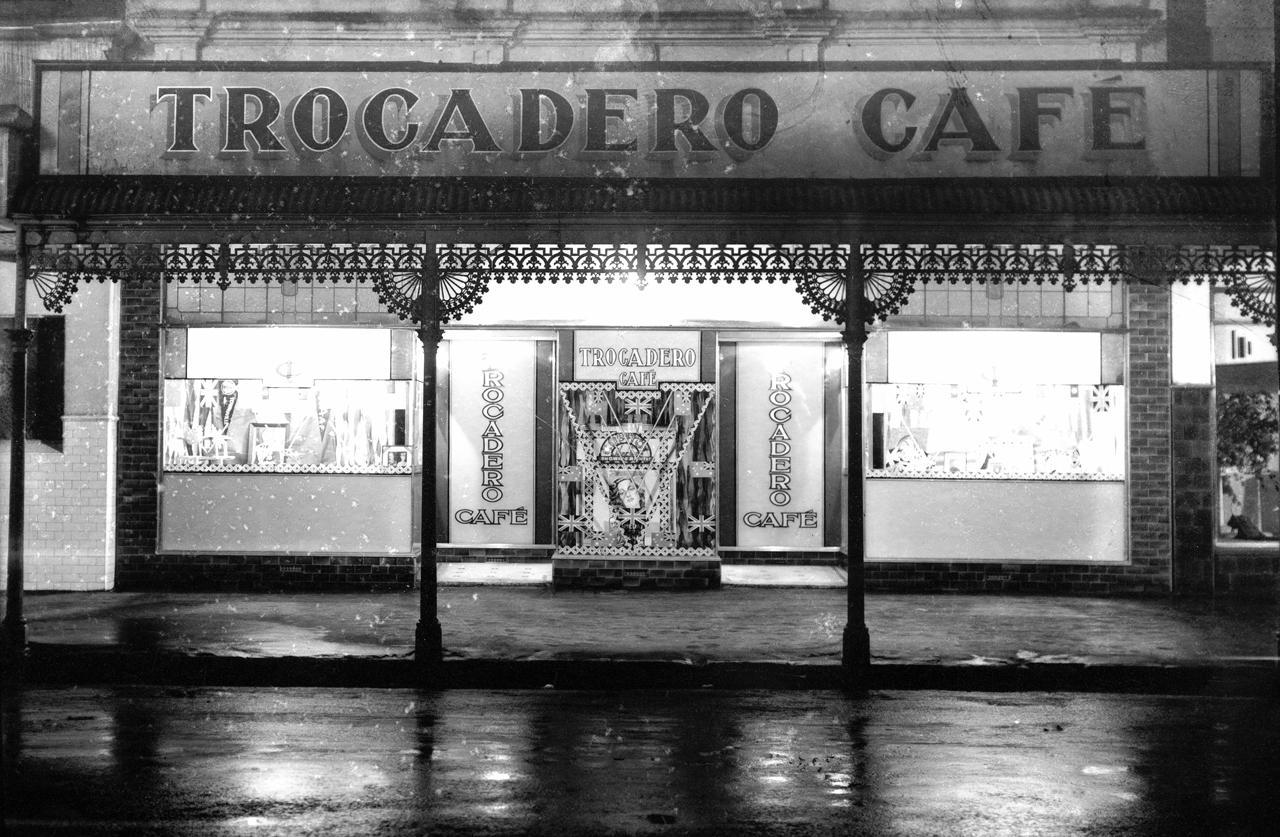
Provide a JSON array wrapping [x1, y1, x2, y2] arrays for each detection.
[[555, 383, 718, 563]]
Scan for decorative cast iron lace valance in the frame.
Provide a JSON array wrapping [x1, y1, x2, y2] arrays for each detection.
[[23, 241, 1277, 329]]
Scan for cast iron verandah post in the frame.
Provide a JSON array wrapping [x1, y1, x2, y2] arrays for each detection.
[[842, 245, 871, 680], [3, 223, 32, 666], [415, 244, 444, 666]]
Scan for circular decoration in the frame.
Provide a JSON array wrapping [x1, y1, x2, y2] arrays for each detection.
[[1224, 272, 1276, 328], [371, 269, 489, 323], [795, 268, 917, 324], [867, 270, 917, 321], [796, 269, 844, 322], [31, 269, 79, 313]]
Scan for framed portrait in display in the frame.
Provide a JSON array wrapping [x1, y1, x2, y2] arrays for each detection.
[[250, 422, 288, 466]]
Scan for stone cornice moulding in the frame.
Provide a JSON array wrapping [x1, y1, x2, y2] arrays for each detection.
[[118, 6, 1164, 54], [0, 21, 130, 43]]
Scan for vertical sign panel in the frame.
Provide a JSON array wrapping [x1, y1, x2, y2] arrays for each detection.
[[448, 340, 537, 544], [735, 342, 825, 548]]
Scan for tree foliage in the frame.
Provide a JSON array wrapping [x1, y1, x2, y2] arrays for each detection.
[[1217, 392, 1280, 486]]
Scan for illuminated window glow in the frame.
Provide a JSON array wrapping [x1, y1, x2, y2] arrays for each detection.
[[461, 278, 829, 328], [870, 330, 1124, 480], [163, 328, 412, 474]]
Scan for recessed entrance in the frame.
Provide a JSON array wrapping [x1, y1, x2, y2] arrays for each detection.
[[554, 381, 718, 588], [552, 327, 720, 588]]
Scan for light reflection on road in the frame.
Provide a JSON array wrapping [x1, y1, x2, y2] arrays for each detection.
[[3, 688, 1277, 836]]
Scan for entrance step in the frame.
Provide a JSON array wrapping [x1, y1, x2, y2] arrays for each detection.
[[553, 555, 720, 589], [438, 562, 552, 586], [435, 562, 847, 588], [721, 565, 848, 588]]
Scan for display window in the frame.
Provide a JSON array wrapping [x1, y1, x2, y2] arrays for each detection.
[[556, 382, 717, 555], [1213, 290, 1279, 542], [162, 327, 413, 474], [867, 330, 1125, 480]]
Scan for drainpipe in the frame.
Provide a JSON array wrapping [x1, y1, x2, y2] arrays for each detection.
[[415, 244, 443, 667], [3, 222, 31, 666], [842, 246, 870, 680]]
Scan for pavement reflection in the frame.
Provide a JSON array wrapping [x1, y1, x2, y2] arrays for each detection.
[[3, 687, 1277, 835]]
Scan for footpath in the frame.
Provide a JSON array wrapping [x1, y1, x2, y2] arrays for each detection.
[[5, 569, 1278, 693]]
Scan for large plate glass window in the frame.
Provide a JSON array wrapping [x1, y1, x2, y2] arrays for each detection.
[[162, 327, 413, 474], [1213, 291, 1279, 542], [868, 331, 1125, 480]]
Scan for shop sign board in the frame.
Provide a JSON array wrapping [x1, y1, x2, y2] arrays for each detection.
[[736, 342, 825, 548], [38, 66, 1266, 179], [573, 330, 701, 388], [448, 340, 537, 544]]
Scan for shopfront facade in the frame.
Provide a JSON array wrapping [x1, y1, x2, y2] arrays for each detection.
[[1, 2, 1276, 599]]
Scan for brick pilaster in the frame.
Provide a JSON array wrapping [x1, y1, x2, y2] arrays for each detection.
[[1171, 386, 1215, 594], [1126, 282, 1173, 592], [115, 279, 162, 589]]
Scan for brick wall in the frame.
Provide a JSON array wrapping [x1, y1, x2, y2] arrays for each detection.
[[114, 279, 162, 589], [864, 561, 1163, 594], [1125, 281, 1174, 591], [553, 557, 721, 589], [438, 546, 554, 562], [121, 554, 414, 592], [1214, 549, 1280, 597], [721, 550, 842, 565], [1171, 386, 1215, 594]]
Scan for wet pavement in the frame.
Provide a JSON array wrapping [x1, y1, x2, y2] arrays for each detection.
[[14, 587, 1278, 665], [4, 686, 1277, 836], [6, 587, 1277, 692]]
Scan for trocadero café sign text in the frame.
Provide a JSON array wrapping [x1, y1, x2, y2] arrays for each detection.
[[38, 67, 1262, 179]]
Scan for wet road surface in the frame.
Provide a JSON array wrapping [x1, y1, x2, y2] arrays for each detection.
[[4, 687, 1277, 836]]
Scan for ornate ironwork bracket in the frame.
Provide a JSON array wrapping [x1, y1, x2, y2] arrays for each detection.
[[20, 239, 1277, 329], [26, 242, 165, 313]]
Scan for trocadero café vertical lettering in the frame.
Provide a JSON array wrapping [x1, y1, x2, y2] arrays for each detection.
[[152, 81, 1147, 162], [448, 342, 537, 538]]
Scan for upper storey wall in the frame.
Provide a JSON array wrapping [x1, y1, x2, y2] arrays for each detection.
[[116, 0, 1168, 63]]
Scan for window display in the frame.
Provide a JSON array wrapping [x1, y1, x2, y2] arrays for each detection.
[[868, 382, 1124, 479], [163, 378, 411, 473], [557, 383, 717, 555], [867, 329, 1125, 480], [1213, 290, 1278, 541], [162, 327, 412, 474]]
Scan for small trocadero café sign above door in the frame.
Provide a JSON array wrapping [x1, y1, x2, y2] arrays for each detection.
[[37, 65, 1265, 179]]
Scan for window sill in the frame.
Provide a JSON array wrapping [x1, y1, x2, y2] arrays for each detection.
[[1215, 539, 1280, 553], [867, 470, 1123, 482], [165, 463, 412, 475]]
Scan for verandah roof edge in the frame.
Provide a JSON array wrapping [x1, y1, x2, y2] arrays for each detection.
[[11, 175, 1276, 234]]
